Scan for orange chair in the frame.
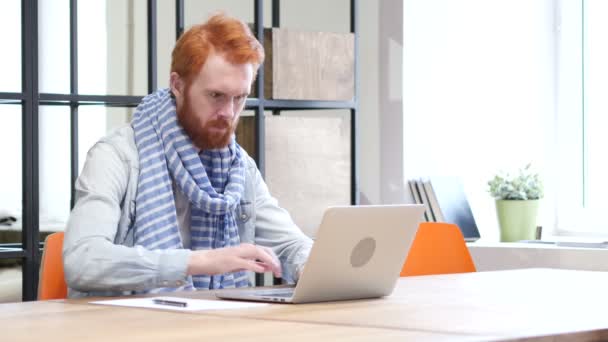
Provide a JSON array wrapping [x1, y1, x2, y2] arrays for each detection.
[[38, 232, 68, 300], [401, 222, 476, 277]]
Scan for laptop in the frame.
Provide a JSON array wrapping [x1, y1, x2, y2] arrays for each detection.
[[215, 204, 425, 304]]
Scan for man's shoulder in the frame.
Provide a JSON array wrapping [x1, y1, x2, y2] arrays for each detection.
[[96, 125, 138, 164], [103, 124, 135, 141], [239, 146, 257, 172]]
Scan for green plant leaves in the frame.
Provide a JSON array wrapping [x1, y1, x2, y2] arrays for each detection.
[[487, 164, 543, 200]]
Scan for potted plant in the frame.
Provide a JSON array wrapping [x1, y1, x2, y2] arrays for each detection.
[[487, 164, 543, 242]]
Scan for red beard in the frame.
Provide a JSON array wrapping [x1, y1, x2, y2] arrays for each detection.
[[176, 92, 238, 150]]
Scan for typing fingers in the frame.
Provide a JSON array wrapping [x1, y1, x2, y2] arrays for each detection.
[[240, 259, 267, 273], [258, 246, 282, 278], [237, 244, 282, 277]]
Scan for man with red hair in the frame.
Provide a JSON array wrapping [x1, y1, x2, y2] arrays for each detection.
[[63, 14, 312, 297]]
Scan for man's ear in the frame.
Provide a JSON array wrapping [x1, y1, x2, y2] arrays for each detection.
[[170, 72, 184, 99]]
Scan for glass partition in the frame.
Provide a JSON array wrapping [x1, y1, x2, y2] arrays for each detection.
[[0, 104, 22, 235], [38, 0, 70, 94], [39, 106, 71, 231], [78, 106, 135, 172], [78, 0, 148, 95]]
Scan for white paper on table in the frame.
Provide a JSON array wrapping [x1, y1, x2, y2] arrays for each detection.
[[90, 296, 268, 312]]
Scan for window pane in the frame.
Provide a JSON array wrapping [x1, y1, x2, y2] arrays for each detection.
[[0, 105, 22, 234], [39, 106, 71, 230], [0, 1, 21, 92], [184, 0, 256, 29], [584, 0, 608, 210], [78, 106, 135, 173], [157, 0, 175, 90], [38, 0, 70, 94], [0, 105, 22, 304], [280, 0, 350, 32], [78, 0, 148, 96]]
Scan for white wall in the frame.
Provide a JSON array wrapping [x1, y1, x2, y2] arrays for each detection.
[[377, 1, 406, 205], [358, 1, 381, 205], [402, 0, 557, 240]]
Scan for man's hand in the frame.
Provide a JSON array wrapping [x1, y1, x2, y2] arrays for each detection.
[[187, 243, 282, 278]]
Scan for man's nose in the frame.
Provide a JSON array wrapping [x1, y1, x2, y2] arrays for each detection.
[[218, 99, 235, 119]]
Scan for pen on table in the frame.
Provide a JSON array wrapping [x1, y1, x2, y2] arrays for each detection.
[[153, 298, 188, 307]]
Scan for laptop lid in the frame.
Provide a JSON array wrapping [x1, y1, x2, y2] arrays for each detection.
[[216, 204, 425, 304]]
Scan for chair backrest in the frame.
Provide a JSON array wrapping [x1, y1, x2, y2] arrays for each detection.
[[38, 232, 67, 300], [401, 222, 476, 277]]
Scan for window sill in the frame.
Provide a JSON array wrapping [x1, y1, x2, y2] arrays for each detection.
[[0, 219, 65, 233], [467, 241, 608, 272]]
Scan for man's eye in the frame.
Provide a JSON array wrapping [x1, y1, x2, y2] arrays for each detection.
[[209, 92, 226, 101]]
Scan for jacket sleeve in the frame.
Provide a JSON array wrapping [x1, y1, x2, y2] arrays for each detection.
[[250, 158, 313, 283], [63, 139, 191, 293]]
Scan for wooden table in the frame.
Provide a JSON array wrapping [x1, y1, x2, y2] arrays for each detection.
[[3, 269, 608, 341]]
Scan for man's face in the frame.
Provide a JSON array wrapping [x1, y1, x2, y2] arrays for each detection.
[[171, 53, 253, 150]]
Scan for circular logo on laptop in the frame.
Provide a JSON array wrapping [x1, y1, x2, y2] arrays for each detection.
[[350, 237, 376, 268]]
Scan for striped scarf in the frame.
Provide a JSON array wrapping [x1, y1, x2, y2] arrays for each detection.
[[131, 88, 249, 292]]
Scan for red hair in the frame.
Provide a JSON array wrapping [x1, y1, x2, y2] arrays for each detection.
[[171, 13, 265, 82]]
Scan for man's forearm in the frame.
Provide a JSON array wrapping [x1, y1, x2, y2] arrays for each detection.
[[64, 238, 191, 292]]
